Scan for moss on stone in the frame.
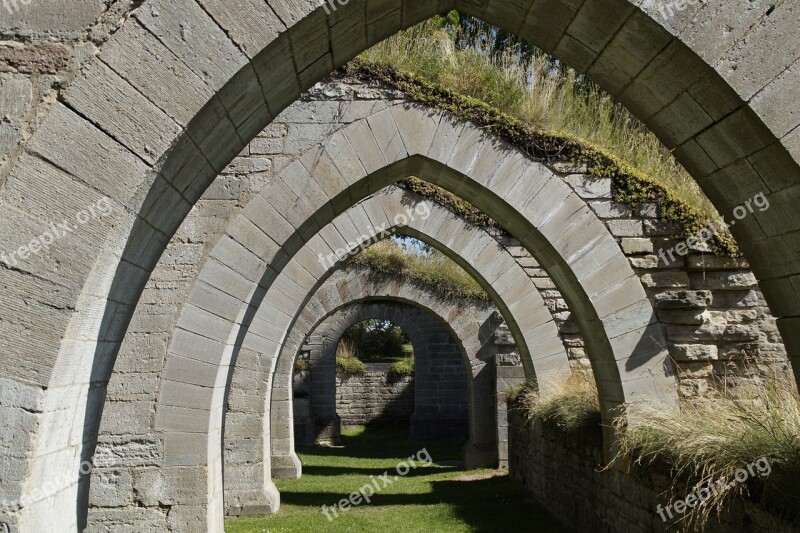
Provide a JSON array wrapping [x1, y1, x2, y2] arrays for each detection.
[[337, 62, 739, 257]]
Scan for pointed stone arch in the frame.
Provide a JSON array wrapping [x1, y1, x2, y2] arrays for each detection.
[[1, 2, 797, 530]]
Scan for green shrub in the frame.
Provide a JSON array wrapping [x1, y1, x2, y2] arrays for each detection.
[[336, 356, 366, 376], [390, 357, 415, 377], [294, 359, 309, 372]]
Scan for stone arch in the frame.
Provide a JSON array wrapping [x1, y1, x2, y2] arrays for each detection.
[[2, 2, 797, 529], [260, 265, 518, 472], [155, 131, 672, 524], [216, 185, 571, 517], [303, 301, 471, 442]]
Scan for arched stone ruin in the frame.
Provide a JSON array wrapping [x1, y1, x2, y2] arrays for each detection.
[[0, 2, 797, 531]]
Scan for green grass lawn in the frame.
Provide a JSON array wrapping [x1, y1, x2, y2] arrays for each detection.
[[226, 425, 572, 533]]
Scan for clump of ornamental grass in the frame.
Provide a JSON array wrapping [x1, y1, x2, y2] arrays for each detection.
[[335, 339, 366, 375], [614, 371, 800, 529], [517, 372, 601, 434], [504, 382, 526, 403]]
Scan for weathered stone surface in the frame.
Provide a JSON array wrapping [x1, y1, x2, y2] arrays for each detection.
[[653, 290, 712, 309], [669, 343, 719, 362], [641, 271, 689, 288], [620, 238, 653, 255], [2, 41, 794, 530]]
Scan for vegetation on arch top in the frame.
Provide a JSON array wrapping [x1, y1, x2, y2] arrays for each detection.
[[347, 239, 490, 302], [334, 15, 739, 256]]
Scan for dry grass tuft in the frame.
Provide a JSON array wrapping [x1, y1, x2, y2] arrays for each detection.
[[360, 20, 716, 217], [517, 373, 601, 433], [616, 372, 800, 529]]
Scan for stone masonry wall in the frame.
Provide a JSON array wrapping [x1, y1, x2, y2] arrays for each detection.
[[507, 408, 796, 533], [491, 175, 789, 397], [336, 364, 414, 426]]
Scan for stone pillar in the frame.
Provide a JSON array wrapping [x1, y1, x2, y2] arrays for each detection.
[[463, 362, 498, 468]]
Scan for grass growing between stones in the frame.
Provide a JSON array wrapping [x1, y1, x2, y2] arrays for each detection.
[[225, 425, 572, 533], [514, 374, 601, 434]]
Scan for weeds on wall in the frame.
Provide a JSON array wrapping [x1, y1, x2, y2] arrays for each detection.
[[512, 373, 601, 435], [348, 239, 489, 301], [389, 357, 415, 378], [348, 17, 740, 256], [614, 370, 800, 529], [335, 339, 366, 375]]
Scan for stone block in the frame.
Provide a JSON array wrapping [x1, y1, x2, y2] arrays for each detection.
[[99, 21, 213, 125], [686, 254, 749, 270], [564, 174, 612, 198], [652, 290, 711, 309], [690, 271, 757, 290], [641, 271, 689, 288], [133, 466, 207, 507], [620, 238, 653, 255], [88, 468, 133, 508], [669, 344, 718, 362], [605, 219, 644, 237], [656, 309, 707, 325]]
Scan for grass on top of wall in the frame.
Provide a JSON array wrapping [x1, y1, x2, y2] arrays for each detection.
[[348, 239, 489, 302], [336, 339, 366, 375], [614, 372, 800, 529], [389, 356, 415, 377], [350, 18, 740, 256], [512, 373, 601, 435]]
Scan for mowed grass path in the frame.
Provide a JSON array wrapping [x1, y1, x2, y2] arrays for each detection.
[[226, 426, 572, 532]]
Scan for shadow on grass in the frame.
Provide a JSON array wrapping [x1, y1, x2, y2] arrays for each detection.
[[297, 423, 465, 465], [232, 426, 571, 532], [429, 475, 573, 532], [301, 464, 457, 477]]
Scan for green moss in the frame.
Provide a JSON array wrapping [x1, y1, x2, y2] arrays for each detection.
[[398, 177, 499, 231], [335, 62, 739, 257], [294, 359, 309, 373]]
